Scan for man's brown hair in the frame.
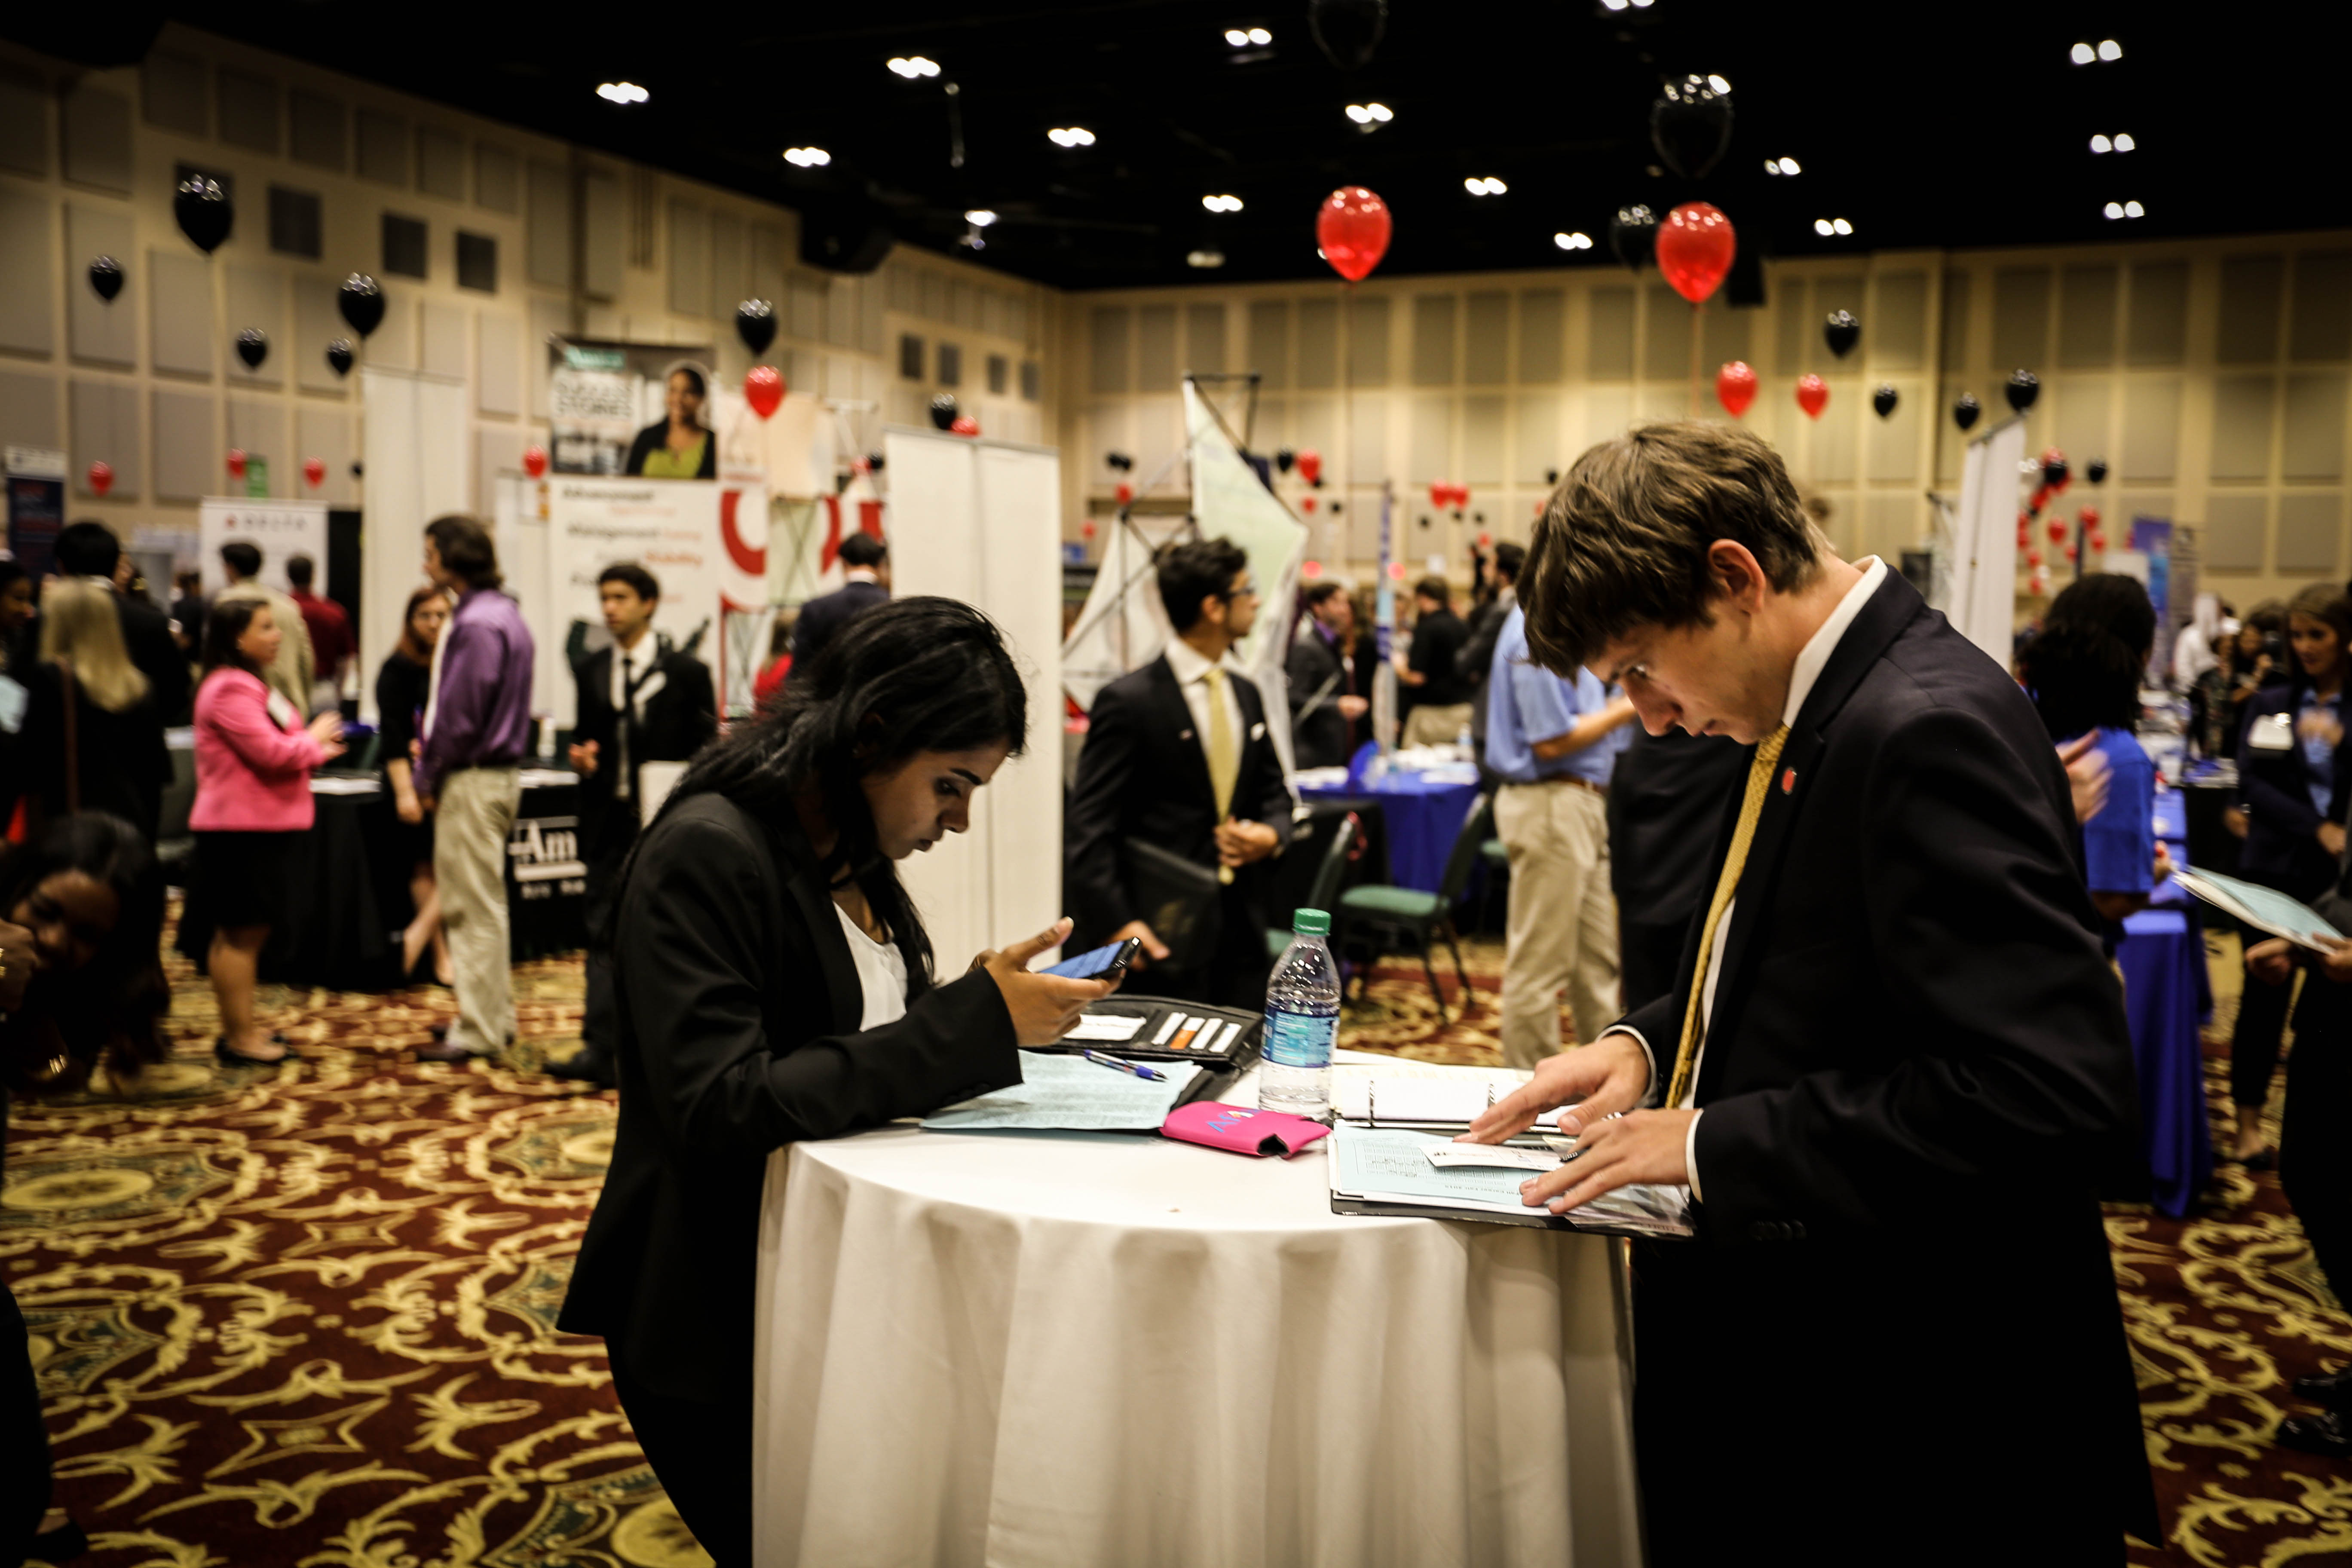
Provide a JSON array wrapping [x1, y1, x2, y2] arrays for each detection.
[[1519, 422, 1827, 672], [425, 513, 501, 591]]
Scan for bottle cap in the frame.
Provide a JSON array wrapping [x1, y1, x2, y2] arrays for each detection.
[[1292, 908, 1330, 936]]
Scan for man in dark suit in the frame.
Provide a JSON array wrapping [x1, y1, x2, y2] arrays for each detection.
[[1286, 581, 1366, 770], [790, 531, 889, 668], [1067, 536, 1294, 1010], [552, 562, 718, 1086], [1470, 423, 2154, 1564]]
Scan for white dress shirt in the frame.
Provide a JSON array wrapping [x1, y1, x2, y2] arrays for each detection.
[[1607, 556, 1887, 1200], [835, 903, 910, 1029], [608, 631, 660, 801], [1161, 635, 1250, 776]]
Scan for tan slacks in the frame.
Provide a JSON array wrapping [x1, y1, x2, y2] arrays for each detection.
[[436, 764, 521, 1055], [1495, 779, 1621, 1070], [1401, 702, 1475, 749]]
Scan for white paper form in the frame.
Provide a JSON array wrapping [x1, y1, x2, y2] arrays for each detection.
[[922, 1050, 1203, 1132]]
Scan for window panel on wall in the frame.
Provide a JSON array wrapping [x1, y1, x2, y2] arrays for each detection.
[[369, 289, 416, 371], [1866, 382, 1920, 482], [1350, 296, 1390, 386], [1939, 270, 1972, 370], [937, 344, 962, 387], [150, 388, 214, 501], [0, 72, 50, 177], [788, 272, 826, 343], [1589, 288, 1634, 380], [61, 87, 131, 193], [225, 265, 286, 387], [1135, 304, 1179, 390], [475, 145, 519, 213], [666, 202, 710, 316], [71, 380, 140, 499], [1635, 384, 1686, 426], [1518, 289, 1563, 382], [145, 53, 207, 135], [2275, 493, 2345, 574], [2282, 374, 2348, 481], [711, 213, 746, 320], [1350, 391, 1389, 479], [949, 281, 975, 330], [2210, 375, 2278, 481], [421, 302, 465, 380], [1089, 307, 1128, 393], [1811, 392, 1860, 486], [1515, 392, 1561, 484], [2121, 378, 2183, 481], [2116, 493, 2175, 530], [1642, 284, 1692, 382], [216, 68, 277, 153], [1774, 276, 1808, 368], [62, 204, 129, 365], [149, 250, 214, 377], [382, 214, 428, 279], [1409, 394, 1455, 482], [1991, 268, 2051, 371], [1583, 384, 1633, 449], [478, 311, 521, 416], [1866, 492, 1922, 562], [1296, 299, 1338, 388], [1134, 394, 1182, 487], [1873, 274, 1927, 370], [1185, 303, 1225, 374], [0, 372, 59, 449], [2203, 493, 2269, 570], [1411, 295, 1456, 386], [2125, 261, 2189, 364], [2217, 257, 2285, 364], [825, 267, 861, 352], [288, 90, 344, 170], [1702, 304, 1752, 368], [528, 163, 571, 288], [900, 334, 925, 380], [1292, 395, 1335, 463], [1248, 300, 1290, 387], [2291, 252, 2352, 363], [267, 186, 322, 260], [1463, 394, 1505, 485], [2054, 376, 2110, 471], [293, 405, 350, 504], [986, 354, 1008, 396], [418, 129, 466, 201], [1464, 292, 1508, 385], [573, 170, 619, 300], [2058, 266, 2119, 367], [0, 188, 51, 358], [920, 271, 948, 325], [355, 109, 408, 186], [226, 398, 286, 496]]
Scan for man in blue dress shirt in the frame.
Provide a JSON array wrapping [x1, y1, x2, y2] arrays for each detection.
[[1485, 604, 1641, 1067]]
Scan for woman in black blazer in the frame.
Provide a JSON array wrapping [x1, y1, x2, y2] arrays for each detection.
[[2230, 583, 2352, 1164], [558, 598, 1112, 1565]]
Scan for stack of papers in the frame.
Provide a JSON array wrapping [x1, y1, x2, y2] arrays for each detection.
[[922, 1050, 1202, 1132], [1330, 1063, 1559, 1132], [2171, 868, 2344, 950], [1327, 1124, 1693, 1238]]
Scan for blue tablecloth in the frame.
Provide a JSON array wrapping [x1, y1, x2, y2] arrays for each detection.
[[1296, 748, 1481, 894], [2118, 907, 2213, 1216]]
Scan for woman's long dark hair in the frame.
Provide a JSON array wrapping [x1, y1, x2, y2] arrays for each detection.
[[200, 596, 270, 678], [2022, 573, 2157, 741], [619, 597, 1028, 989], [0, 812, 168, 1088]]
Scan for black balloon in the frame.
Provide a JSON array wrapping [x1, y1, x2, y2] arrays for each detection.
[[1308, 0, 1387, 71], [1954, 393, 1981, 432], [1545, 468, 1560, 484], [1275, 448, 1295, 474], [1650, 75, 1733, 181], [1824, 311, 1861, 360], [326, 339, 355, 377], [1608, 205, 1657, 273], [2086, 457, 2109, 484], [1872, 384, 1899, 419], [173, 176, 233, 254], [87, 255, 122, 302], [236, 328, 267, 370], [2005, 369, 2040, 413], [930, 393, 959, 431], [338, 274, 385, 339], [736, 299, 777, 356], [866, 452, 886, 473], [2042, 455, 2070, 488]]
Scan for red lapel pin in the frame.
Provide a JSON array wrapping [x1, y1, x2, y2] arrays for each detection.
[[1780, 767, 1796, 795]]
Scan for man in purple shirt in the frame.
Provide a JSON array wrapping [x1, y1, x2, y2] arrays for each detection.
[[414, 514, 536, 1062]]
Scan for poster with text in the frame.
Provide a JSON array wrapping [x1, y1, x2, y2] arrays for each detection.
[[198, 498, 329, 594], [549, 339, 723, 480]]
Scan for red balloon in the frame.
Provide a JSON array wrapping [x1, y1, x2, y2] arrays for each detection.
[[1656, 202, 1736, 306], [1316, 187, 1392, 283], [1386, 561, 1406, 581], [744, 364, 786, 420], [1477, 532, 1492, 548], [2048, 519, 2067, 543], [1428, 482, 1449, 510], [303, 456, 325, 488], [1302, 560, 1323, 579], [2078, 505, 2101, 529], [1717, 360, 1758, 417], [226, 448, 247, 479], [87, 460, 112, 497], [950, 415, 979, 436], [1295, 450, 1323, 484], [1302, 495, 1317, 514], [2063, 542, 2078, 562], [1795, 374, 1828, 419], [2016, 526, 2030, 548], [1452, 484, 1471, 508], [1115, 481, 1133, 505], [2027, 550, 2043, 568], [1081, 520, 1097, 539], [523, 445, 548, 479], [2089, 530, 2107, 551]]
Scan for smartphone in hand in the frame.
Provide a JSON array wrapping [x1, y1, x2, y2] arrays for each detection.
[[1041, 937, 1142, 981]]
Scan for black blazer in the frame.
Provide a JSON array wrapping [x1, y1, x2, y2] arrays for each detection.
[[18, 666, 165, 839], [1066, 653, 1294, 948], [2234, 675, 2352, 892], [557, 793, 1021, 1403], [570, 644, 718, 842], [1285, 627, 1355, 771], [790, 579, 888, 667], [119, 595, 191, 729], [1616, 572, 2154, 1544], [1604, 726, 1748, 925]]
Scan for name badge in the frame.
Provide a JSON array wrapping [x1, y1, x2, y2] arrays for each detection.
[[2250, 711, 2294, 752], [266, 691, 301, 730]]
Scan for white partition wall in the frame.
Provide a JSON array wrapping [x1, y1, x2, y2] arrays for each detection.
[[882, 426, 1065, 969], [361, 367, 471, 720]]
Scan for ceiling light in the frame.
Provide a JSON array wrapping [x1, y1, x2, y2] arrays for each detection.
[[2098, 38, 2122, 60], [2103, 201, 2123, 219], [2070, 41, 2095, 64], [1202, 193, 1244, 212], [2113, 132, 2135, 151], [1464, 176, 1506, 196], [1248, 26, 1271, 43], [2124, 199, 2144, 217], [1554, 232, 1592, 251], [1762, 155, 1801, 176], [1630, 0, 1654, 7], [1047, 126, 1096, 148], [595, 82, 649, 105], [888, 56, 941, 79], [2089, 134, 2112, 153], [1187, 249, 1226, 269], [783, 146, 830, 167], [1225, 27, 1249, 44], [1814, 218, 1834, 236], [1832, 217, 1853, 236], [1602, 0, 1630, 8], [1706, 74, 1731, 94], [965, 209, 998, 227], [1345, 102, 1393, 125]]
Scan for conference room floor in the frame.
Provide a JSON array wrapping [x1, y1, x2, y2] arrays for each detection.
[[0, 917, 2332, 1568]]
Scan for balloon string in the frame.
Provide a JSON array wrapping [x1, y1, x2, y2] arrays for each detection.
[[1340, 282, 1354, 568], [1689, 301, 1703, 418]]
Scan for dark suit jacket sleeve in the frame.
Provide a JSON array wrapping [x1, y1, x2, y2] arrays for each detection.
[[125, 601, 190, 728], [1456, 602, 1504, 685], [620, 812, 1021, 1156], [1691, 705, 2136, 1235], [2237, 694, 2325, 841], [1066, 680, 1141, 937], [673, 656, 718, 750]]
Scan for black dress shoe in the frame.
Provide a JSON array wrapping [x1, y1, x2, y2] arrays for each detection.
[[2280, 1409, 2352, 1457], [545, 1050, 614, 1087], [2296, 1364, 2352, 1401], [413, 1038, 482, 1063], [31, 1516, 89, 1561]]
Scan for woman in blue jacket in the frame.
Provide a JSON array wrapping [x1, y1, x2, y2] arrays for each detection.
[[2231, 582, 2352, 1166]]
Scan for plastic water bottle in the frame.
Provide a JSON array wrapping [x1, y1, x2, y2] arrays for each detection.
[[1260, 909, 1339, 1120]]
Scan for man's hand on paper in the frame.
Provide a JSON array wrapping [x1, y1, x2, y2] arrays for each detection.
[[1516, 1108, 1697, 1213], [2247, 936, 2296, 986], [1460, 1032, 1650, 1145], [2308, 934, 2352, 986]]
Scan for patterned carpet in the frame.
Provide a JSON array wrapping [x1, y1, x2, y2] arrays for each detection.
[[0, 923, 2344, 1566]]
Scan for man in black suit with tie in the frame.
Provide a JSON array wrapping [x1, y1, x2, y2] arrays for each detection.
[[1469, 423, 2155, 1563], [790, 531, 889, 669], [1067, 536, 1294, 1010], [552, 562, 717, 1086]]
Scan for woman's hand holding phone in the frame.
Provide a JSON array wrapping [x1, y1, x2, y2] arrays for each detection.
[[976, 918, 1120, 1045]]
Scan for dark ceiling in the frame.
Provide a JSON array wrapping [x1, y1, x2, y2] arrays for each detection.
[[28, 2, 2339, 291]]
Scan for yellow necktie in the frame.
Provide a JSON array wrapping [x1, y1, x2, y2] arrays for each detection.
[[1664, 724, 1790, 1109], [1203, 667, 1239, 818]]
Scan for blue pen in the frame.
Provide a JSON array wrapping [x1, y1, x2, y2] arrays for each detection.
[[1081, 1049, 1164, 1082]]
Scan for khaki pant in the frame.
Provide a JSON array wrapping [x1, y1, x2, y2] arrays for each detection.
[[436, 765, 521, 1055], [1495, 780, 1620, 1070], [1401, 702, 1475, 748]]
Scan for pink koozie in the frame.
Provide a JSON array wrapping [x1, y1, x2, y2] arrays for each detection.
[[1162, 1100, 1331, 1157]]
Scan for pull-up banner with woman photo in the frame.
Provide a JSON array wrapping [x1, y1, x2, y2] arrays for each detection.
[[548, 339, 721, 479]]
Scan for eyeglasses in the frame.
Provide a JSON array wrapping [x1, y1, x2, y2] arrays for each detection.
[[1222, 578, 1259, 600]]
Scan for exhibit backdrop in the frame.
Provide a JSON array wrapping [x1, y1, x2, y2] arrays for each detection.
[[197, 498, 329, 594], [360, 368, 471, 723]]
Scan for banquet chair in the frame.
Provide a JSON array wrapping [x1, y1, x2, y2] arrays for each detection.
[[1337, 792, 1490, 1023], [1268, 810, 1364, 961]]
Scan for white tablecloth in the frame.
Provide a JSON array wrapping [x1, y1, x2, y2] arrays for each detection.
[[753, 1072, 1642, 1568]]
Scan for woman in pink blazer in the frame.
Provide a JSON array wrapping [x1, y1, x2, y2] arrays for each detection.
[[192, 598, 347, 1065]]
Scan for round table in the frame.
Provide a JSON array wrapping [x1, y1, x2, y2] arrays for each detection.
[[751, 1080, 1641, 1568]]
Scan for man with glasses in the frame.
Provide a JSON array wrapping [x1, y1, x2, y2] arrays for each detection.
[[1067, 537, 1293, 1009]]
